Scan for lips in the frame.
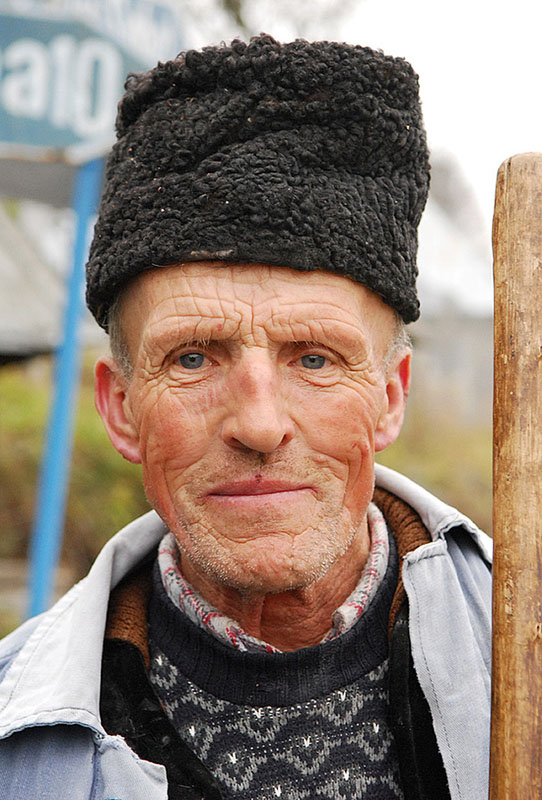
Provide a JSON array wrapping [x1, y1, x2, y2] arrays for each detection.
[[207, 479, 313, 497]]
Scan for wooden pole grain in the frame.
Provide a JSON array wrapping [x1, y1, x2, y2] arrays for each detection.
[[490, 153, 542, 799]]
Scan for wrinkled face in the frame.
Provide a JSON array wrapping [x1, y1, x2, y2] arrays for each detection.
[[96, 263, 409, 595]]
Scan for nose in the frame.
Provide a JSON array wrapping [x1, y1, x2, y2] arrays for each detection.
[[221, 357, 295, 453]]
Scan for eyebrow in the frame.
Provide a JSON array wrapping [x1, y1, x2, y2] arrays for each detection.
[[143, 314, 367, 358], [272, 319, 367, 357], [143, 316, 232, 352]]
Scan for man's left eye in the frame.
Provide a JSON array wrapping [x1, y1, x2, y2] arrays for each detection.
[[179, 352, 206, 369], [300, 354, 327, 369]]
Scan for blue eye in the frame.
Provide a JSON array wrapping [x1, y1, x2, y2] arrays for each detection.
[[179, 353, 205, 369], [301, 354, 326, 369]]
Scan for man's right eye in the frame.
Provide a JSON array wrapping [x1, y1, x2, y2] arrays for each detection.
[[179, 353, 206, 369]]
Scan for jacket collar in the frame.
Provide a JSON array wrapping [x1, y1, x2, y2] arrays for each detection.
[[374, 464, 493, 564], [0, 511, 167, 740]]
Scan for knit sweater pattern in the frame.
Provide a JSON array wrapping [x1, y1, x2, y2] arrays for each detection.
[[148, 535, 403, 799]]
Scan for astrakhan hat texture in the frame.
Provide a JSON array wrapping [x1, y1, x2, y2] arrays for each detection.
[[86, 34, 430, 329]]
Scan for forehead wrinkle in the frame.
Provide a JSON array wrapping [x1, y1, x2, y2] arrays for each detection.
[[143, 282, 246, 328], [133, 265, 392, 358], [261, 290, 359, 321]]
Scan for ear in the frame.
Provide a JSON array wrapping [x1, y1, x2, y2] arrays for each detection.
[[94, 356, 141, 463], [374, 350, 411, 452]]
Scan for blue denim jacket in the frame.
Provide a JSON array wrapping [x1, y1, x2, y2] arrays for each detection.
[[0, 466, 492, 800]]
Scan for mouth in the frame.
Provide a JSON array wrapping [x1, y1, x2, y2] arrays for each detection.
[[207, 479, 313, 498]]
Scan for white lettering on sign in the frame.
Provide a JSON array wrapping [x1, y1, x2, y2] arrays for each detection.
[[49, 35, 76, 129], [1, 38, 49, 118], [0, 35, 122, 140], [73, 39, 122, 137]]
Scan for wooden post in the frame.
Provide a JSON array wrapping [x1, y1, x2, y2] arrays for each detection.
[[490, 152, 542, 798]]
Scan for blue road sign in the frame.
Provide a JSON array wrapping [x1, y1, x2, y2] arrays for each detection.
[[0, 15, 143, 161], [0, 2, 184, 163]]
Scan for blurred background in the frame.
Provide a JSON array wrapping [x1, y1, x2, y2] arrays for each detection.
[[1, 0, 541, 632]]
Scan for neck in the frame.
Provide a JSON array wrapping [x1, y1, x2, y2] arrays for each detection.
[[181, 529, 370, 651]]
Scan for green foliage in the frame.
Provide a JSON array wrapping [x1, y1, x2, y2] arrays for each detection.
[[0, 353, 149, 576], [0, 609, 22, 639], [0, 361, 48, 560]]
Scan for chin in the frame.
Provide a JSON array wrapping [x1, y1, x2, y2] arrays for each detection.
[[168, 508, 359, 597], [230, 570, 321, 595], [202, 544, 345, 596]]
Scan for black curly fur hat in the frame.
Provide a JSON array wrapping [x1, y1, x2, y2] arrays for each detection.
[[86, 34, 430, 329]]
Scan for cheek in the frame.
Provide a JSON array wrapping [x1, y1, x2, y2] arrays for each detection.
[[135, 384, 220, 476], [298, 384, 385, 513], [300, 383, 384, 461]]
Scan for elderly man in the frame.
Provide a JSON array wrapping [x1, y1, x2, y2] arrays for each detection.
[[0, 35, 491, 800]]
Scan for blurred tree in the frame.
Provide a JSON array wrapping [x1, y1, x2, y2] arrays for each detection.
[[220, 0, 246, 31], [180, 0, 357, 45]]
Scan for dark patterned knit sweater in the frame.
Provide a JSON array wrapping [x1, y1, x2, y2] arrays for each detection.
[[147, 536, 403, 800]]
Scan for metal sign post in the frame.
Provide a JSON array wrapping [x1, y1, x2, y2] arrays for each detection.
[[27, 158, 102, 617]]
